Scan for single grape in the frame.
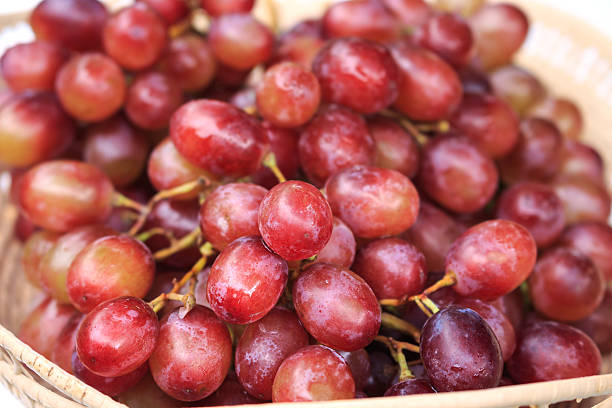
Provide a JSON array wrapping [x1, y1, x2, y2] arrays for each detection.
[[67, 235, 155, 313], [159, 34, 217, 93], [30, 0, 108, 52], [235, 308, 309, 400], [0, 92, 75, 168], [325, 165, 420, 238], [530, 97, 583, 140], [367, 116, 419, 178], [200, 183, 268, 250], [446, 219, 537, 300], [559, 222, 612, 281], [103, 3, 167, 71], [293, 263, 381, 351], [200, 0, 255, 16], [250, 123, 300, 189], [498, 117, 563, 184], [449, 93, 519, 158], [208, 236, 288, 324], [19, 160, 115, 232], [420, 306, 503, 391], [435, 0, 484, 17], [72, 352, 148, 396], [170, 99, 268, 179], [414, 12, 473, 67], [271, 19, 326, 69], [18, 297, 77, 360], [208, 13, 274, 71], [201, 372, 262, 406], [457, 66, 492, 93], [139, 0, 189, 25], [83, 117, 149, 187], [558, 139, 605, 185], [573, 289, 612, 354], [495, 181, 565, 248], [489, 289, 524, 332], [529, 247, 604, 322], [401, 201, 464, 272], [77, 296, 159, 377], [322, 0, 400, 43], [337, 349, 371, 391], [362, 351, 396, 397], [125, 72, 183, 131], [417, 135, 498, 214], [552, 177, 611, 224], [298, 105, 374, 187], [256, 62, 321, 127], [353, 237, 427, 300], [490, 65, 546, 116], [313, 38, 399, 114], [22, 230, 60, 288], [314, 217, 357, 268], [149, 305, 232, 401], [272, 345, 355, 402], [507, 321, 601, 383], [258, 180, 333, 261], [379, 0, 432, 27], [1, 41, 68, 92], [383, 379, 434, 396], [51, 314, 83, 374], [470, 3, 529, 70], [390, 40, 462, 121], [55, 53, 126, 122]]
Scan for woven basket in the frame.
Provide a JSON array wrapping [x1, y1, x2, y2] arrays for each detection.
[[2, 0, 612, 407]]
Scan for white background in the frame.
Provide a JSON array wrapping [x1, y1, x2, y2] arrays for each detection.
[[1, 0, 611, 407]]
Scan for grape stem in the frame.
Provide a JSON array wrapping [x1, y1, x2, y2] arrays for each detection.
[[380, 312, 421, 342], [414, 298, 433, 318], [153, 227, 202, 261], [415, 120, 450, 133], [243, 106, 257, 115], [262, 152, 287, 184], [379, 109, 429, 145], [135, 227, 176, 244], [112, 193, 146, 213], [374, 336, 416, 381]]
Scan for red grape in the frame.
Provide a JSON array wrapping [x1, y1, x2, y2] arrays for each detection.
[[558, 139, 605, 185], [200, 183, 268, 250], [490, 65, 546, 116], [208, 13, 274, 71], [298, 105, 374, 187], [117, 374, 187, 408], [0, 92, 75, 168], [149, 306, 232, 401], [67, 235, 155, 313], [559, 222, 612, 281], [418, 135, 498, 214], [258, 180, 333, 261], [200, 0, 255, 17], [51, 314, 83, 374], [573, 289, 612, 354], [457, 66, 492, 93], [55, 53, 126, 122], [272, 345, 355, 402], [83, 117, 149, 187], [390, 40, 462, 121], [420, 306, 503, 391], [495, 181, 565, 248], [379, 0, 432, 27], [384, 379, 434, 396], [293, 263, 381, 351], [208, 236, 288, 324], [498, 117, 563, 184], [367, 115, 420, 178], [314, 217, 356, 268], [552, 177, 611, 224], [272, 20, 326, 69], [507, 321, 601, 383], [77, 296, 159, 377], [401, 201, 463, 272], [214, 63, 251, 89], [250, 123, 300, 189], [126, 72, 183, 131], [103, 3, 167, 71], [22, 230, 60, 288], [353, 237, 427, 300], [490, 289, 524, 333], [30, 0, 108, 52], [337, 349, 371, 391], [72, 352, 148, 396], [139, 0, 189, 25], [325, 165, 419, 238], [170, 99, 268, 179], [14, 213, 39, 242], [529, 247, 605, 322], [235, 308, 309, 400], [256, 62, 321, 127], [40, 225, 116, 303], [449, 93, 519, 158], [470, 3, 529, 70], [414, 12, 474, 67], [18, 297, 77, 360], [446, 219, 537, 300], [1, 41, 68, 92], [313, 38, 399, 114], [530, 97, 583, 140], [159, 34, 217, 93], [322, 0, 400, 43], [19, 160, 115, 232], [201, 372, 262, 406]]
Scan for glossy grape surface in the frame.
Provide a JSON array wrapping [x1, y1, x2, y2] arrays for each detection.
[[384, 379, 434, 396], [126, 72, 183, 131], [552, 177, 611, 224], [140, 0, 189, 25], [1, 41, 68, 92], [367, 116, 420, 179], [51, 314, 83, 374], [159, 34, 217, 93], [322, 0, 400, 43], [414, 12, 473, 67], [314, 217, 356, 268], [200, 0, 255, 16], [72, 353, 148, 396], [559, 222, 612, 281], [530, 97, 583, 140], [490, 65, 546, 116]]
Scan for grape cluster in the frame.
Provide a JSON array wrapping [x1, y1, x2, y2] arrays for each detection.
[[5, 0, 610, 405]]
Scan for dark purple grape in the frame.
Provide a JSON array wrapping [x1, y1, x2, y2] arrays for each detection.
[[337, 349, 371, 391], [383, 379, 434, 396], [573, 289, 612, 354]]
